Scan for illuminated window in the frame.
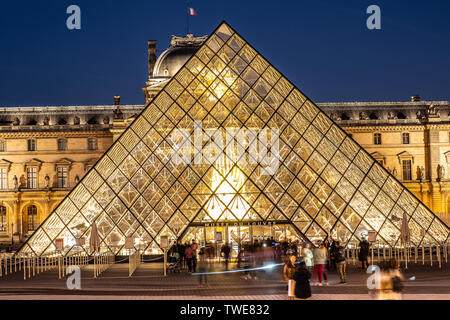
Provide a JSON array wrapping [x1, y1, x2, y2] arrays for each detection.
[[57, 138, 67, 151], [373, 133, 382, 145], [0, 168, 7, 190], [0, 206, 6, 232], [402, 160, 412, 180], [88, 138, 98, 150], [57, 167, 68, 188], [402, 133, 410, 144], [27, 205, 37, 231], [27, 167, 37, 189], [27, 139, 36, 151]]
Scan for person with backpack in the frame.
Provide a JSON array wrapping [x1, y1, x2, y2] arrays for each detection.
[[334, 241, 347, 283]]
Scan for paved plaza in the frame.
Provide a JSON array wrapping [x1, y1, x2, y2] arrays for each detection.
[[0, 259, 449, 300]]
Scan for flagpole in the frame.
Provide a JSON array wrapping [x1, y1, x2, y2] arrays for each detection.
[[186, 0, 189, 35]]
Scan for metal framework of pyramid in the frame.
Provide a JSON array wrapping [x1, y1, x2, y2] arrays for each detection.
[[19, 22, 450, 256]]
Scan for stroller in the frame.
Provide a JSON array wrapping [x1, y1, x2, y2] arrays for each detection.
[[167, 252, 181, 273]]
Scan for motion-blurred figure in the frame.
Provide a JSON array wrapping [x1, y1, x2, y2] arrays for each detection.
[[376, 259, 404, 300]]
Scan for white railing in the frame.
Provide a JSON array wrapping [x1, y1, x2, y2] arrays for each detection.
[[93, 252, 114, 278], [128, 250, 141, 277]]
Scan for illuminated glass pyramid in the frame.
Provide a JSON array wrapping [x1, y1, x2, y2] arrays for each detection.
[[19, 22, 449, 256]]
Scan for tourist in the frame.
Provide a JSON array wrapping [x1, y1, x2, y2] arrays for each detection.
[[177, 241, 185, 269], [376, 259, 404, 300], [292, 261, 312, 300], [197, 246, 209, 287], [329, 239, 337, 270], [334, 241, 347, 283], [312, 241, 327, 286], [359, 238, 370, 269], [303, 243, 314, 275], [185, 244, 194, 272], [191, 240, 198, 273], [221, 242, 231, 270], [283, 255, 297, 291]]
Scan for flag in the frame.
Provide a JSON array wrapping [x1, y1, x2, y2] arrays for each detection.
[[189, 8, 197, 16]]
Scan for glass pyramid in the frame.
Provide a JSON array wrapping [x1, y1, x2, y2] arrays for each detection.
[[19, 22, 450, 256]]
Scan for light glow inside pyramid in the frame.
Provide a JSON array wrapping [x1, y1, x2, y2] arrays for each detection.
[[204, 155, 249, 221]]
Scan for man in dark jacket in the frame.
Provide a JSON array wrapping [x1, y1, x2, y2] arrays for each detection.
[[358, 239, 370, 269], [334, 241, 347, 283]]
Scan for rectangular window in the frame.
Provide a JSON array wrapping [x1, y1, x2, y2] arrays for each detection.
[[0, 140, 5, 152], [374, 133, 382, 145], [0, 168, 7, 190], [402, 160, 412, 180], [27, 167, 37, 189], [402, 133, 410, 144], [57, 167, 68, 188], [0, 206, 6, 232], [88, 138, 97, 151], [27, 139, 36, 151], [57, 139, 67, 151]]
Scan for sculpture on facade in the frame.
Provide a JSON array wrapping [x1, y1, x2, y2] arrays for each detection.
[[73, 116, 80, 125], [387, 111, 396, 120], [75, 174, 80, 184], [43, 117, 50, 125], [103, 116, 110, 124], [437, 164, 445, 181], [359, 112, 368, 120], [427, 104, 440, 118], [44, 174, 50, 188], [12, 118, 20, 126], [13, 175, 18, 189], [416, 110, 426, 120], [392, 167, 398, 178]]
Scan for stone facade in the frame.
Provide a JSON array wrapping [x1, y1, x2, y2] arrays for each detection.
[[320, 98, 450, 227]]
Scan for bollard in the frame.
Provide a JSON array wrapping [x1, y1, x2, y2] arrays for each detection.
[[430, 244, 433, 267], [437, 246, 441, 269], [415, 246, 418, 264]]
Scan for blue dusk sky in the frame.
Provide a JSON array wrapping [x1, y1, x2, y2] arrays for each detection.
[[0, 0, 449, 106]]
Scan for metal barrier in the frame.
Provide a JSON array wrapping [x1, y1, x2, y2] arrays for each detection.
[[93, 252, 114, 278], [128, 250, 141, 277]]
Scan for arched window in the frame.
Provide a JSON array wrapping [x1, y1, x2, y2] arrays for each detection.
[[57, 118, 67, 125], [87, 117, 98, 124], [27, 205, 38, 231], [397, 112, 407, 119], [0, 206, 6, 232]]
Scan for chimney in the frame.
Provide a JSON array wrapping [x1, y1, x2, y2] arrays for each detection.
[[411, 94, 420, 102], [114, 96, 120, 105], [148, 40, 157, 79]]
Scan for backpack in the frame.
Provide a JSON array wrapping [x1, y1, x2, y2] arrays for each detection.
[[392, 276, 404, 292], [336, 247, 346, 262]]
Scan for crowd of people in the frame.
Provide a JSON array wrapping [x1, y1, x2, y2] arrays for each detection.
[[168, 237, 404, 300]]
